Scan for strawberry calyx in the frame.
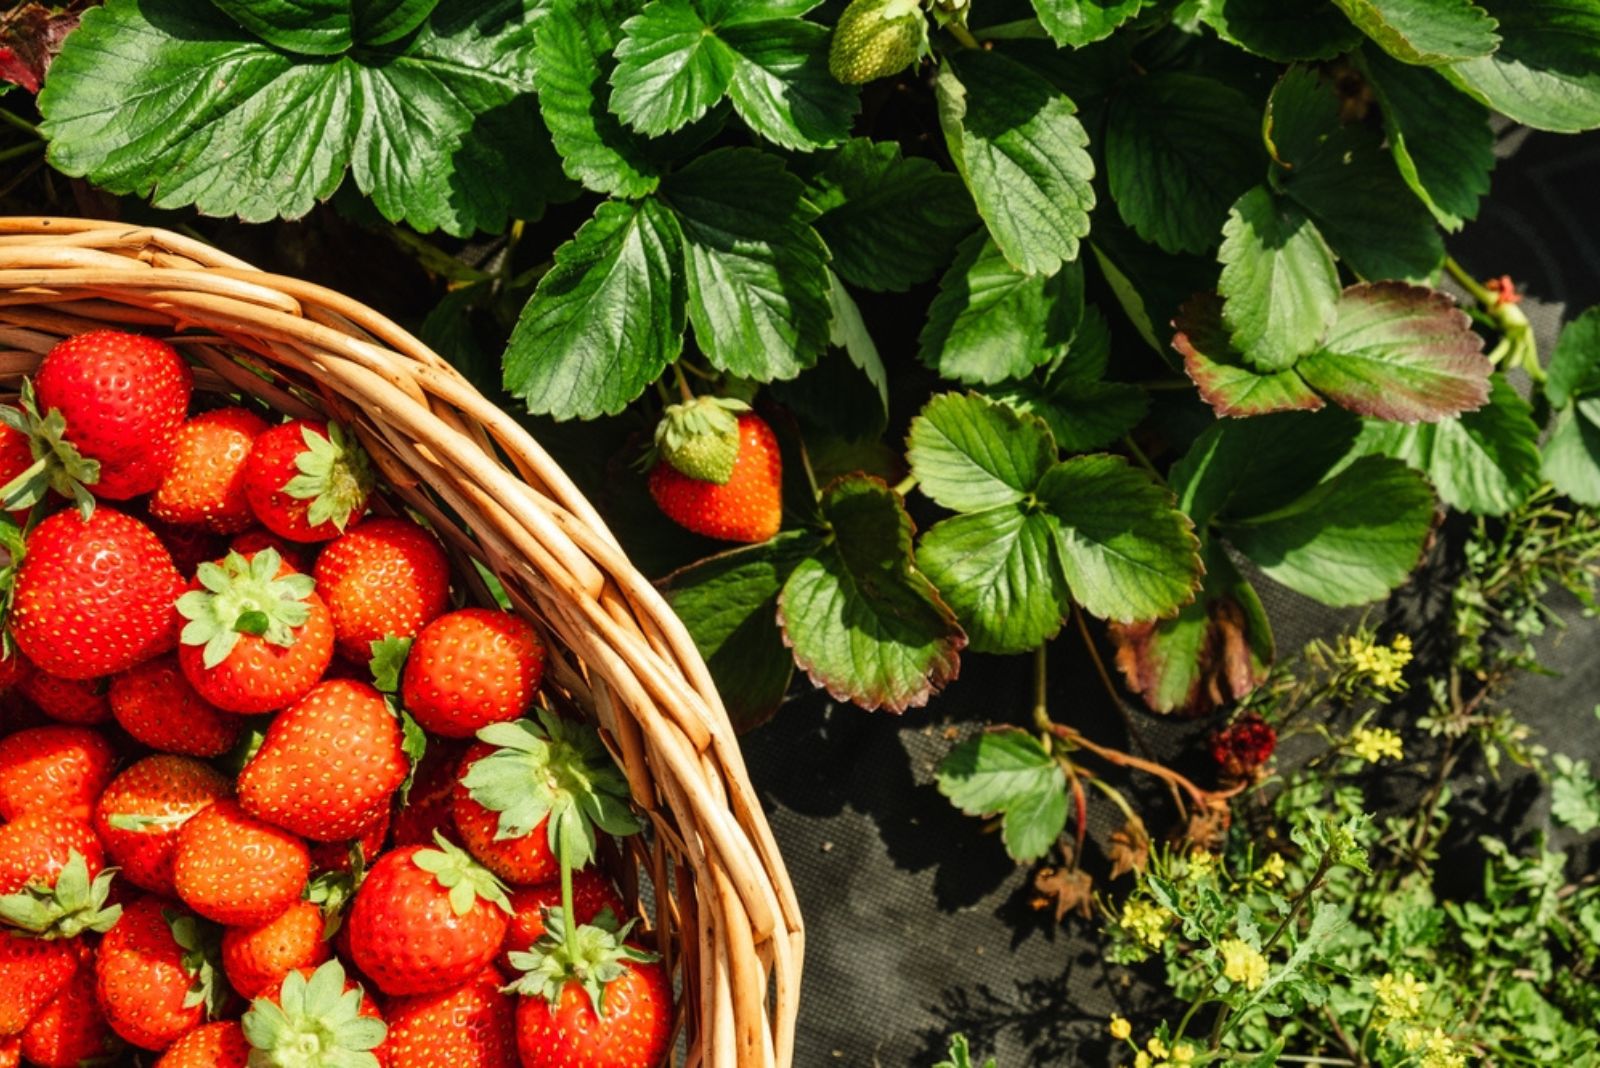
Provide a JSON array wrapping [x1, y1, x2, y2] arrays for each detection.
[[652, 396, 750, 485], [412, 832, 513, 918], [177, 548, 315, 668], [504, 907, 658, 1016], [462, 711, 642, 871], [167, 908, 229, 1021], [241, 960, 387, 1068], [0, 850, 121, 938], [305, 845, 368, 939], [282, 422, 375, 534], [0, 379, 101, 519], [370, 635, 427, 803]]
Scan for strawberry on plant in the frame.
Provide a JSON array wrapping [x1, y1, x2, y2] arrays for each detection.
[[386, 965, 518, 1068], [32, 329, 193, 500], [20, 942, 120, 1067], [152, 407, 271, 532], [221, 899, 331, 1000], [401, 609, 545, 738], [502, 869, 625, 968], [346, 836, 512, 996], [174, 800, 311, 927], [95, 896, 228, 1051], [238, 677, 407, 841], [0, 933, 80, 1038], [153, 1021, 250, 1068], [828, 0, 928, 84], [243, 420, 374, 543], [0, 724, 116, 822], [647, 400, 782, 543], [241, 960, 388, 1067], [315, 517, 451, 661], [94, 755, 231, 897], [111, 655, 241, 757], [17, 668, 111, 725], [176, 547, 335, 713], [11, 507, 183, 679]]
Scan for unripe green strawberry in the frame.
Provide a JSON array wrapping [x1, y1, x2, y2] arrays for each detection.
[[829, 0, 927, 84]]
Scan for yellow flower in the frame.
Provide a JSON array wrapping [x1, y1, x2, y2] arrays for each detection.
[[1134, 1053, 1152, 1068], [1417, 1027, 1467, 1068], [1342, 634, 1413, 691], [1219, 938, 1269, 991], [1147, 1037, 1169, 1058], [1372, 970, 1428, 1019], [1352, 727, 1404, 764], [1120, 899, 1173, 950], [1185, 851, 1218, 880], [1109, 1015, 1132, 1041], [1170, 1044, 1196, 1064], [1256, 852, 1287, 884]]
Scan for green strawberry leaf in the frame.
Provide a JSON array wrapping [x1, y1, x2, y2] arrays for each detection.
[[990, 309, 1151, 454], [917, 507, 1072, 655], [661, 532, 818, 731], [1217, 186, 1341, 373], [1445, 0, 1600, 133], [1541, 406, 1600, 506], [1544, 306, 1600, 409], [0, 380, 102, 518], [209, 0, 441, 54], [802, 139, 976, 293], [769, 276, 890, 440], [936, 728, 1066, 863], [776, 475, 965, 713], [1197, 0, 1363, 61], [905, 392, 1057, 514], [918, 233, 1084, 386], [1169, 409, 1363, 529], [1027, 0, 1152, 47], [659, 147, 832, 383], [504, 198, 686, 420], [1358, 46, 1494, 232], [368, 636, 412, 694], [1104, 72, 1264, 256], [1330, 0, 1499, 65], [40, 0, 554, 235], [1173, 294, 1327, 418], [936, 49, 1095, 278]]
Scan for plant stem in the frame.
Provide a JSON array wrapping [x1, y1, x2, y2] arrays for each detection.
[[560, 853, 579, 961], [893, 473, 918, 498], [1262, 852, 1334, 956], [945, 21, 981, 48], [0, 109, 38, 137], [1123, 435, 1161, 479], [1032, 643, 1051, 734], [1442, 256, 1494, 306], [0, 141, 41, 166], [671, 363, 694, 402], [1209, 1004, 1232, 1050], [1321, 1005, 1369, 1066], [1173, 996, 1208, 1043]]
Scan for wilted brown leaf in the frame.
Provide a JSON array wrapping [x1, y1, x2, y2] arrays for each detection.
[[1107, 819, 1150, 880], [1031, 864, 1094, 923], [0, 2, 87, 94]]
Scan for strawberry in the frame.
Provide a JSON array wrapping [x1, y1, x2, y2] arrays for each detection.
[[94, 755, 231, 897], [315, 517, 451, 661], [31, 330, 192, 500], [176, 548, 334, 713], [502, 870, 624, 968], [174, 801, 310, 926], [221, 899, 330, 1000], [648, 403, 782, 543], [238, 678, 407, 841], [153, 1020, 250, 1068], [0, 934, 79, 1037], [0, 816, 120, 940], [0, 651, 29, 693], [0, 1038, 13, 1068], [110, 655, 240, 757], [12, 507, 183, 679], [828, 0, 927, 84], [346, 837, 511, 996], [389, 737, 469, 849], [145, 514, 228, 579], [0, 423, 35, 522], [401, 610, 544, 739], [20, 943, 120, 1067], [243, 420, 374, 543], [17, 669, 111, 725], [152, 407, 271, 532], [229, 527, 315, 573], [386, 966, 518, 1068], [0, 724, 116, 822], [453, 714, 640, 887], [95, 896, 227, 1051], [309, 805, 391, 876], [242, 961, 389, 1066]]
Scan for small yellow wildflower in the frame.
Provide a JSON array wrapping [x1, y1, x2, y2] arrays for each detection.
[[1120, 899, 1173, 950], [1219, 938, 1269, 991], [1109, 1015, 1132, 1041], [1169, 1043, 1196, 1064], [1372, 971, 1428, 1019], [1134, 1053, 1152, 1068], [1352, 727, 1404, 763], [1147, 1036, 1169, 1059], [1184, 851, 1218, 880], [1418, 1027, 1467, 1068], [1256, 852, 1287, 884], [1342, 633, 1413, 690]]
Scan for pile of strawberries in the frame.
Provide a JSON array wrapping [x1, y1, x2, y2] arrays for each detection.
[[0, 331, 671, 1067]]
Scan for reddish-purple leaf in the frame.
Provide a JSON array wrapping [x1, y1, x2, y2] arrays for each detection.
[[0, 2, 85, 94], [1172, 293, 1325, 418]]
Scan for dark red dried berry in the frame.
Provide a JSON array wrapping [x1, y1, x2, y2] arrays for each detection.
[[1210, 713, 1276, 780]]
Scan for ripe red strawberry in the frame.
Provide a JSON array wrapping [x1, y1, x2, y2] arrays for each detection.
[[12, 507, 183, 679], [346, 838, 511, 996], [152, 407, 271, 532], [110, 655, 240, 757], [229, 527, 314, 573], [17, 669, 111, 725], [314, 517, 451, 662], [153, 1020, 249, 1068], [144, 515, 228, 579], [402, 609, 544, 738], [221, 899, 330, 999], [386, 966, 518, 1068], [238, 678, 407, 841], [0, 1038, 13, 1067], [0, 652, 30, 693], [0, 724, 116, 822], [502, 870, 624, 968], [243, 420, 374, 543], [0, 422, 33, 521], [174, 801, 310, 926], [0, 933, 79, 1037], [33, 329, 193, 500], [95, 896, 226, 1051], [243, 961, 389, 1065], [176, 548, 334, 713], [20, 943, 119, 1067], [389, 738, 469, 850], [0, 811, 104, 896], [309, 805, 391, 876], [453, 742, 557, 886], [648, 402, 782, 543], [94, 755, 231, 897]]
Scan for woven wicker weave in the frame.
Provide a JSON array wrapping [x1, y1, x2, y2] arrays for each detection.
[[0, 216, 803, 1068]]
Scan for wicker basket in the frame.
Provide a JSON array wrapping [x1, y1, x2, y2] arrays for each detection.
[[0, 216, 802, 1068]]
